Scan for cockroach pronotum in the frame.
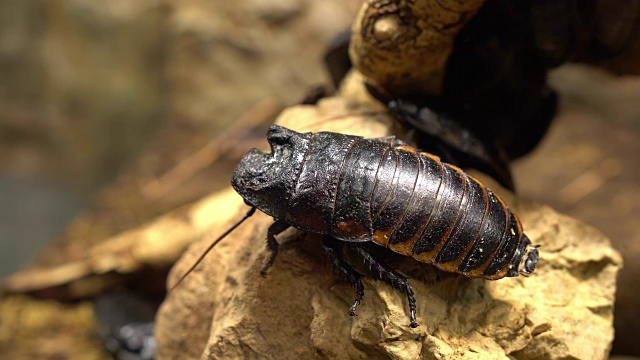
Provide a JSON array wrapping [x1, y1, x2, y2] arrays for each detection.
[[173, 125, 539, 328]]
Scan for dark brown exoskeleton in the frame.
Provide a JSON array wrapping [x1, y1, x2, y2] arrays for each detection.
[[174, 125, 539, 328]]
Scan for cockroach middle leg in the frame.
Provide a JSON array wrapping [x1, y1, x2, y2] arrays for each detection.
[[353, 245, 419, 328], [322, 236, 365, 316], [260, 220, 290, 276]]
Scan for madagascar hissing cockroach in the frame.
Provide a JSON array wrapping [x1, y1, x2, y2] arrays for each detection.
[[173, 125, 539, 328]]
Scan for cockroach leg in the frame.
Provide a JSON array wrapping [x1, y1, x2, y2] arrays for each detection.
[[353, 245, 419, 328], [322, 236, 365, 316], [260, 220, 290, 276]]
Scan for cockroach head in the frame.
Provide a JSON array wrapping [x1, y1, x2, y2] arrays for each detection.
[[507, 235, 539, 277], [231, 125, 310, 218]]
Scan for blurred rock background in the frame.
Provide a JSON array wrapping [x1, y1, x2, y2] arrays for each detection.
[[0, 0, 362, 274], [514, 65, 640, 355], [0, 0, 639, 357]]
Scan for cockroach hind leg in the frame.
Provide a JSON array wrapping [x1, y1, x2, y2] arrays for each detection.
[[348, 280, 365, 317], [352, 245, 420, 328], [349, 299, 361, 317], [322, 236, 365, 317], [409, 309, 419, 328]]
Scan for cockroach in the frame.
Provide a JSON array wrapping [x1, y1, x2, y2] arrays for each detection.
[[365, 83, 516, 191], [173, 125, 539, 328]]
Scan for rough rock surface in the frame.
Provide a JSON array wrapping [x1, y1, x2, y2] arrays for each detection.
[[156, 85, 622, 360]]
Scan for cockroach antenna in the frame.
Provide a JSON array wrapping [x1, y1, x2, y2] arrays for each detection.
[[170, 206, 257, 291]]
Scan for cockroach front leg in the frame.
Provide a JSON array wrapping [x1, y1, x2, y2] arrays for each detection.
[[260, 220, 290, 276], [322, 236, 365, 317]]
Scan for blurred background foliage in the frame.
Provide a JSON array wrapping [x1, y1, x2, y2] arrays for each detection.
[[0, 0, 639, 358]]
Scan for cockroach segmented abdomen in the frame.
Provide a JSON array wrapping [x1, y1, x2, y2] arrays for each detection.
[[360, 141, 528, 280]]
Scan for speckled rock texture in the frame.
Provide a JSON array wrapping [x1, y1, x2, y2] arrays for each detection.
[[156, 84, 622, 360], [349, 0, 485, 96]]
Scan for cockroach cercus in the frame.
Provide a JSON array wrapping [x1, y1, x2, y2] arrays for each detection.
[[173, 125, 539, 328]]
